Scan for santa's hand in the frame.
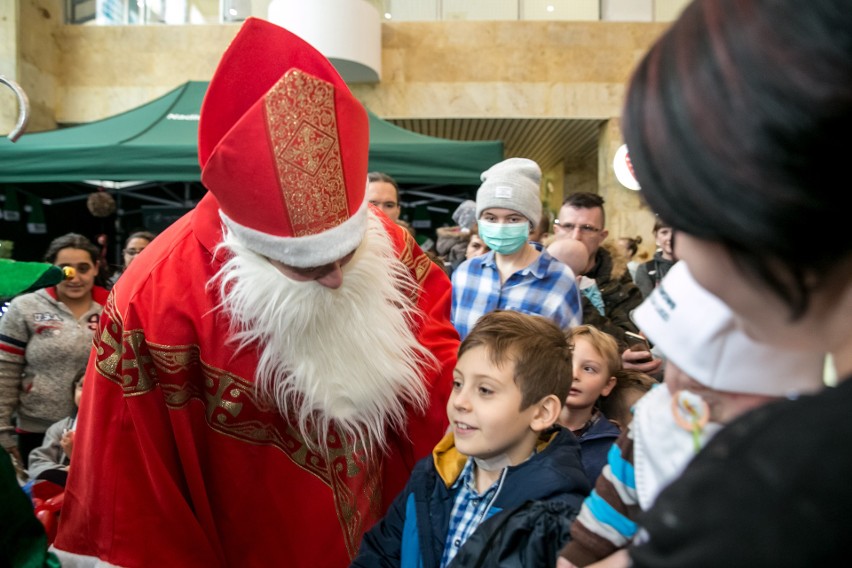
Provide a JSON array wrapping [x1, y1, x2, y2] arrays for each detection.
[[622, 348, 663, 375]]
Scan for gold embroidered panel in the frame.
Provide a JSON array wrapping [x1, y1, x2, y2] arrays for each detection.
[[92, 297, 382, 559], [264, 69, 349, 238], [398, 228, 433, 290]]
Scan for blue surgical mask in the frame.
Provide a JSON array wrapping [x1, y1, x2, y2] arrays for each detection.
[[478, 219, 529, 255]]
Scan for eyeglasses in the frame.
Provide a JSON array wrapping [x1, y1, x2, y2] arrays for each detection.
[[368, 200, 399, 210], [57, 262, 93, 275], [124, 248, 144, 257], [553, 220, 601, 234]]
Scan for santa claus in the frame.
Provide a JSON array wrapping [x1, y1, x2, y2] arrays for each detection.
[[52, 18, 459, 567]]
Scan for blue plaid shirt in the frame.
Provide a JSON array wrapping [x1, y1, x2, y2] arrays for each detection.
[[451, 244, 583, 340], [441, 458, 506, 567]]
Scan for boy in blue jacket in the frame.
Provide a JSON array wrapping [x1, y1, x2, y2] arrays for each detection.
[[353, 310, 591, 567]]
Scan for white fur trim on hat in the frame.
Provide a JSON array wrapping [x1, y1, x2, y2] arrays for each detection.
[[633, 262, 825, 397], [220, 201, 368, 268], [476, 158, 542, 227]]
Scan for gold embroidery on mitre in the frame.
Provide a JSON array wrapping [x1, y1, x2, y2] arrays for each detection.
[[264, 69, 349, 237]]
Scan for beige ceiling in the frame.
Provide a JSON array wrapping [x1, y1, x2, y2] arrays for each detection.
[[386, 117, 605, 174]]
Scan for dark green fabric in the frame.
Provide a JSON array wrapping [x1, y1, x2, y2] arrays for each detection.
[[0, 452, 62, 568], [0, 82, 206, 183], [0, 82, 502, 186], [0, 260, 64, 300]]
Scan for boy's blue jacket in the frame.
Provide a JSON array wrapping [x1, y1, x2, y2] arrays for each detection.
[[351, 427, 591, 568], [577, 413, 621, 484]]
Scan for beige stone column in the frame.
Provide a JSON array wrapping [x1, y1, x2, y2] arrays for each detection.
[[597, 117, 657, 259], [0, 2, 20, 135]]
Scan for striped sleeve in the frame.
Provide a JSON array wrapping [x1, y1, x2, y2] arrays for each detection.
[[0, 300, 29, 444], [0, 333, 26, 357], [561, 431, 640, 565]]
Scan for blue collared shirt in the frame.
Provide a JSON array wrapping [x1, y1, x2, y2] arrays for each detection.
[[441, 458, 505, 567], [451, 244, 583, 339]]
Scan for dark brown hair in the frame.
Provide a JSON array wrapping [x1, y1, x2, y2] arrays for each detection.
[[458, 310, 572, 409], [43, 233, 99, 265], [623, 0, 852, 318], [124, 231, 156, 248], [599, 369, 656, 426], [367, 171, 400, 203], [619, 236, 642, 257], [562, 192, 606, 228], [652, 218, 671, 234]]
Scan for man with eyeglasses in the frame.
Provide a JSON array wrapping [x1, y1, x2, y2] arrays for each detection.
[[554, 193, 657, 373], [367, 171, 402, 222]]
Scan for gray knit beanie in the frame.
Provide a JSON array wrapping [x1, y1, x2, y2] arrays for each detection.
[[475, 158, 542, 227]]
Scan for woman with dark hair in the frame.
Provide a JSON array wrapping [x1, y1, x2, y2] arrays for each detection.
[[562, 0, 852, 566], [108, 231, 156, 289], [0, 233, 109, 468], [616, 235, 642, 280]]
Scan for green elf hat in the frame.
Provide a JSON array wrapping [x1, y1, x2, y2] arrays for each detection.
[[0, 258, 66, 300]]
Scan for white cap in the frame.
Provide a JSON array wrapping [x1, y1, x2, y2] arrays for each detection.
[[633, 262, 825, 397]]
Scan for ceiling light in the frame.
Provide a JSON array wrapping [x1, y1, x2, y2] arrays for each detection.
[[546, 5, 555, 12]]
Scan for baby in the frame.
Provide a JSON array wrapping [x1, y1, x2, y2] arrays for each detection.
[[559, 262, 826, 566], [547, 237, 605, 316]]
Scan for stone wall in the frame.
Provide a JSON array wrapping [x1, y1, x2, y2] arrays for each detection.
[[3, 13, 667, 250]]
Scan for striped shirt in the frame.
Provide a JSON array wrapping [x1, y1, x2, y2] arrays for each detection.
[[451, 245, 582, 340], [562, 432, 641, 564]]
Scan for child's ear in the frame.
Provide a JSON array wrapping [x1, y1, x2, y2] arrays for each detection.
[[601, 375, 617, 398], [530, 394, 563, 432]]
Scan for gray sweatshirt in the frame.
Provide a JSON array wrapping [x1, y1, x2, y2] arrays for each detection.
[[0, 288, 104, 448], [28, 415, 75, 481]]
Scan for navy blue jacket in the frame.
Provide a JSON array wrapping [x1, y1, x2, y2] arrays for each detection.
[[577, 412, 620, 484], [351, 427, 590, 568]]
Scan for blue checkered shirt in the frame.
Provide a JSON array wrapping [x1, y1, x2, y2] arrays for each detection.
[[451, 245, 583, 340], [441, 458, 506, 567]]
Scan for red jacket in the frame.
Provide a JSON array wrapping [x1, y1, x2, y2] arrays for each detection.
[[54, 193, 459, 567]]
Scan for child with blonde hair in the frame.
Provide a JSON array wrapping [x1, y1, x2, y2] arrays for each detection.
[[558, 325, 622, 484]]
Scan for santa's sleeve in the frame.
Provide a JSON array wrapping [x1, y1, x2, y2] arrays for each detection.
[[53, 295, 222, 567], [377, 216, 458, 465]]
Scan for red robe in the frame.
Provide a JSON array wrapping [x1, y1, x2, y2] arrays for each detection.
[[54, 193, 459, 567]]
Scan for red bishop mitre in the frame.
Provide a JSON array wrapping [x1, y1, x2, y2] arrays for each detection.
[[198, 17, 369, 268]]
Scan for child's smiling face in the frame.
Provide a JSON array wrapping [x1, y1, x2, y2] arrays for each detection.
[[447, 345, 540, 465]]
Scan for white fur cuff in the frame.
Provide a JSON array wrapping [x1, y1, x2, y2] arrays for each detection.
[[220, 202, 368, 268]]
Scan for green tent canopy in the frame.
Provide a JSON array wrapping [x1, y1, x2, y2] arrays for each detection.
[[0, 81, 502, 187]]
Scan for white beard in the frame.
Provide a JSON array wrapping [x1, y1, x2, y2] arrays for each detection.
[[211, 212, 435, 453]]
